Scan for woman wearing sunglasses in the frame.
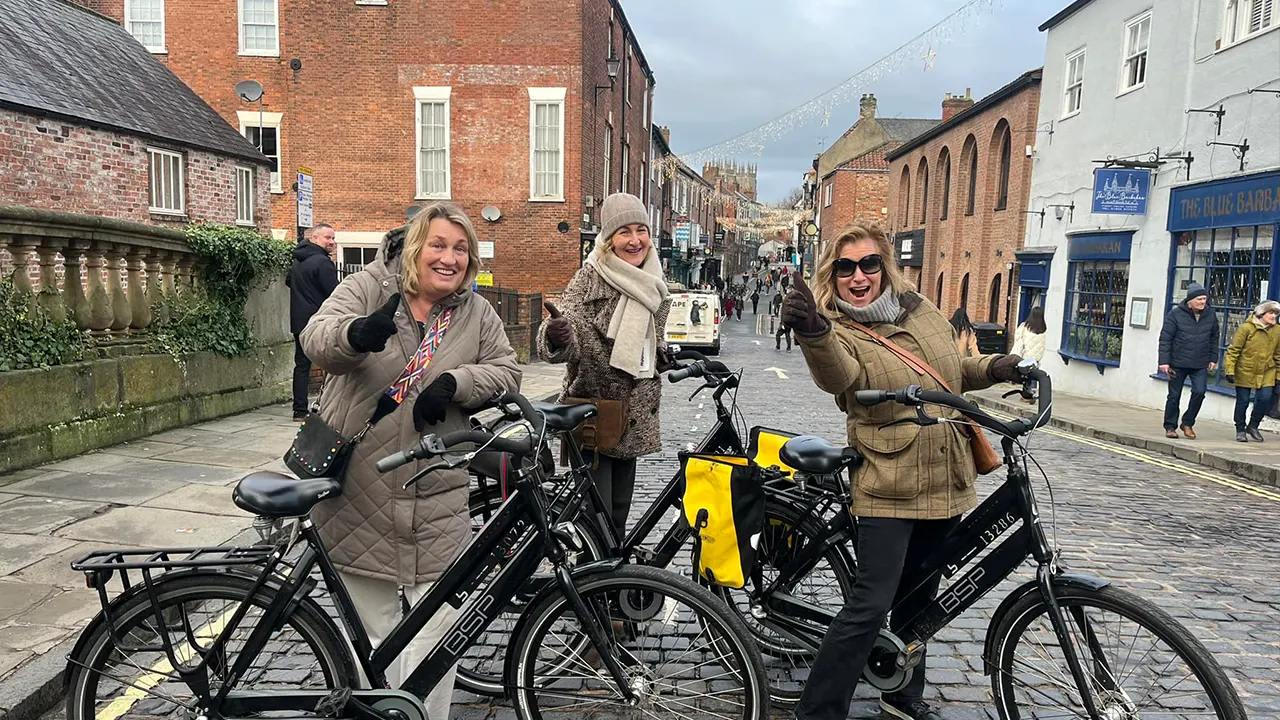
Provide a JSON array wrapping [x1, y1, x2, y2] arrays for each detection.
[[780, 221, 1023, 720]]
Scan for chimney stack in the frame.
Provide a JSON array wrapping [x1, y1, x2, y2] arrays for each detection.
[[941, 88, 974, 122], [859, 93, 877, 121], [658, 125, 671, 145]]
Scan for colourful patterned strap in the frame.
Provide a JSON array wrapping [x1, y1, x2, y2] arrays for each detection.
[[385, 308, 453, 405]]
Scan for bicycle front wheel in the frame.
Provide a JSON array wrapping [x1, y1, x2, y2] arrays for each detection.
[[990, 583, 1246, 719], [65, 571, 355, 720], [511, 564, 771, 719]]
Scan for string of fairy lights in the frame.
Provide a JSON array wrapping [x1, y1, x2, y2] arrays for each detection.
[[654, 0, 1006, 211]]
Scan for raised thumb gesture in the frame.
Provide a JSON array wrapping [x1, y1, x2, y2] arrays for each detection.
[[544, 300, 573, 349], [347, 292, 402, 353], [781, 275, 829, 336], [543, 301, 562, 319]]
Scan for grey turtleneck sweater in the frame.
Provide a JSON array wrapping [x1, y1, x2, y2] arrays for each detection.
[[835, 289, 902, 325]]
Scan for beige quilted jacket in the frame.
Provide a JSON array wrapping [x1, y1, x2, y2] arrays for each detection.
[[300, 234, 521, 585]]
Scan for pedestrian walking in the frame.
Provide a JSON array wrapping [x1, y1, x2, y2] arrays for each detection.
[[725, 295, 736, 319], [735, 294, 743, 320], [780, 272, 790, 293], [751, 289, 760, 314], [1225, 300, 1280, 443], [538, 192, 671, 535], [1009, 306, 1047, 403], [949, 307, 981, 358], [300, 202, 521, 720], [780, 220, 1023, 720], [286, 223, 339, 420], [775, 323, 792, 351], [1157, 283, 1219, 439], [770, 291, 783, 317]]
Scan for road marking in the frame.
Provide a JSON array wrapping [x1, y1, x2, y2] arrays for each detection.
[[98, 604, 239, 720], [764, 367, 789, 380], [985, 409, 1280, 503]]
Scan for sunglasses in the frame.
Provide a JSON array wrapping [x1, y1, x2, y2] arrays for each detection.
[[832, 254, 883, 278]]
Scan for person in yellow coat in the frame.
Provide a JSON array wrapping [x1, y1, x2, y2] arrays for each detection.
[[1225, 300, 1280, 442]]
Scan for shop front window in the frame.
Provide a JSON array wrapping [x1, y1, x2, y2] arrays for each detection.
[[1063, 260, 1129, 365], [1169, 224, 1274, 388]]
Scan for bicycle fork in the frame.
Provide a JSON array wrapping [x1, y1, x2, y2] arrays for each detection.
[[1035, 563, 1113, 720]]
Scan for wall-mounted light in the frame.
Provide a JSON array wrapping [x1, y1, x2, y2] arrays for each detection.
[[595, 51, 621, 100]]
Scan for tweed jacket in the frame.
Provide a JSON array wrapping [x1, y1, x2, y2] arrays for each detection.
[[797, 292, 997, 520], [538, 263, 671, 459], [299, 232, 521, 585], [1225, 318, 1280, 389]]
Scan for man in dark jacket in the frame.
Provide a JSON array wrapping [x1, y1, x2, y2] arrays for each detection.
[[286, 223, 338, 419], [1158, 282, 1218, 439]]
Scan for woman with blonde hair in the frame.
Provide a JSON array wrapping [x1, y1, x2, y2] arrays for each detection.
[[780, 220, 1023, 720], [1225, 299, 1280, 442], [301, 201, 521, 719]]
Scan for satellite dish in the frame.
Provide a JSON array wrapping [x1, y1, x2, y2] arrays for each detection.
[[235, 80, 264, 103], [481, 206, 502, 222]]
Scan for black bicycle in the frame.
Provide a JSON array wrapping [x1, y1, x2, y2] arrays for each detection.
[[64, 391, 771, 720], [745, 360, 1246, 719], [459, 354, 855, 704]]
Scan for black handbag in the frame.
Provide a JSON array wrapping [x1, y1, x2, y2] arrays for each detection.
[[284, 308, 453, 480]]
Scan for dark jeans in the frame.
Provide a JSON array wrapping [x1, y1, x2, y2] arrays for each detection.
[[582, 451, 636, 537], [1163, 367, 1208, 431], [775, 326, 792, 350], [292, 333, 312, 415], [795, 515, 961, 720], [1234, 385, 1274, 432]]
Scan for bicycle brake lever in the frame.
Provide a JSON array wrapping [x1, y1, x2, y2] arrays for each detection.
[[1001, 388, 1022, 399], [913, 404, 939, 426], [401, 453, 469, 489]]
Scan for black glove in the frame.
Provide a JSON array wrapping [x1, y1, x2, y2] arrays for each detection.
[[780, 276, 829, 336], [1226, 374, 1236, 385], [656, 345, 673, 373], [989, 354, 1025, 383], [347, 294, 401, 353], [544, 301, 573, 349], [413, 373, 457, 430]]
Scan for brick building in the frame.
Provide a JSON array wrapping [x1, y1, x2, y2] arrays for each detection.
[[82, 0, 655, 295], [815, 95, 939, 249], [0, 0, 271, 234], [884, 69, 1043, 327]]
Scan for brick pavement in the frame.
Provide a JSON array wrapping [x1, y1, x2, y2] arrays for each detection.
[[13, 310, 1280, 720]]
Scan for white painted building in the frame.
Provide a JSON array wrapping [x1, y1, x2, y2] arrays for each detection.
[[1021, 0, 1280, 425]]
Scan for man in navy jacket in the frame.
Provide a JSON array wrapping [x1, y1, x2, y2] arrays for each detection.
[[286, 224, 339, 419], [1158, 282, 1219, 439]]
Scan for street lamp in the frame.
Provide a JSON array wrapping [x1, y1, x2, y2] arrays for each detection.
[[594, 50, 621, 100]]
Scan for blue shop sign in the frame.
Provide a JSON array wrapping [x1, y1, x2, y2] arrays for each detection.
[[1167, 170, 1280, 232], [1015, 250, 1053, 288], [1092, 168, 1149, 215], [1068, 232, 1132, 261]]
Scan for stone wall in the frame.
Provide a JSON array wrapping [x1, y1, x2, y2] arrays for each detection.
[[0, 280, 291, 473]]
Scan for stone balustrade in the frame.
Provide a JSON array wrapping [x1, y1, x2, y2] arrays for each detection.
[[0, 205, 199, 335]]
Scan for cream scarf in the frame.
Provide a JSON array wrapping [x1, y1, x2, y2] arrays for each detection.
[[588, 245, 668, 378]]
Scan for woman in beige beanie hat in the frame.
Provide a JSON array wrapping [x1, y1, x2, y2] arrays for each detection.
[[537, 192, 670, 534]]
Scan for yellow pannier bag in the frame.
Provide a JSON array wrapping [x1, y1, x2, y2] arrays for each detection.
[[681, 453, 765, 589], [747, 426, 798, 477]]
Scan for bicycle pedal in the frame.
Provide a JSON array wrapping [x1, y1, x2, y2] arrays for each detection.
[[314, 686, 352, 717]]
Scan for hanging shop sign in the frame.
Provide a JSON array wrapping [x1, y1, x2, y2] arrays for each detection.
[[1091, 168, 1149, 215]]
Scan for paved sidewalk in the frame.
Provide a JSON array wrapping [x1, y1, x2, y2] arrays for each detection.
[[970, 384, 1280, 488], [0, 362, 564, 720]]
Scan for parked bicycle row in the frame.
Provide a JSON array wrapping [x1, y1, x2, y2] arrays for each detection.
[[63, 200, 1246, 720]]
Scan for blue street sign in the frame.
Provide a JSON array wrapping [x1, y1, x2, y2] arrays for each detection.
[[1092, 168, 1149, 215]]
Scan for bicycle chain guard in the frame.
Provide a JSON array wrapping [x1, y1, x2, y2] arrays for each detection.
[[863, 630, 916, 693]]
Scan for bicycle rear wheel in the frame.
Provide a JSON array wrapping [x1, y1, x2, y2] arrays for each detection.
[[711, 497, 855, 706], [990, 583, 1246, 719], [511, 564, 771, 719], [66, 571, 354, 720]]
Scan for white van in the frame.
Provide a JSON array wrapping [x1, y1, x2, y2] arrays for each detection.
[[665, 291, 721, 355]]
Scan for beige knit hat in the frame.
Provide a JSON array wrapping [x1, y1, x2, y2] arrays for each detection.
[[596, 192, 650, 251]]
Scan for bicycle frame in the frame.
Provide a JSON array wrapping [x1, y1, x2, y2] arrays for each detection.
[[146, 462, 640, 719]]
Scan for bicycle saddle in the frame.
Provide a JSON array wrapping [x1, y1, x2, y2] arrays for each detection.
[[233, 472, 342, 518], [780, 436, 862, 475], [532, 401, 597, 431]]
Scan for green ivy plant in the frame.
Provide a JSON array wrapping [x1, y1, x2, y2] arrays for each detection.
[[0, 279, 90, 372], [149, 224, 292, 359]]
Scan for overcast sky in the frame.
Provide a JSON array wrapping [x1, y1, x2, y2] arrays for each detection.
[[624, 0, 1054, 203]]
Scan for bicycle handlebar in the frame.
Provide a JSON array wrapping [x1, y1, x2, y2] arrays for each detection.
[[854, 362, 1052, 439], [375, 390, 543, 473]]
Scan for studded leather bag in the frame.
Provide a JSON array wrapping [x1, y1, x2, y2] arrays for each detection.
[[285, 309, 452, 480]]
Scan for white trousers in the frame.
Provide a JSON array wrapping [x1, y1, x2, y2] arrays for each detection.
[[339, 571, 459, 720]]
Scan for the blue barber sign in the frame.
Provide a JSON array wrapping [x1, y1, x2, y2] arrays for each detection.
[[1092, 168, 1150, 215]]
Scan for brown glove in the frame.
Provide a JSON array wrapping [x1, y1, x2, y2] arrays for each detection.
[[989, 354, 1025, 383], [544, 301, 573, 349], [780, 276, 830, 336]]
